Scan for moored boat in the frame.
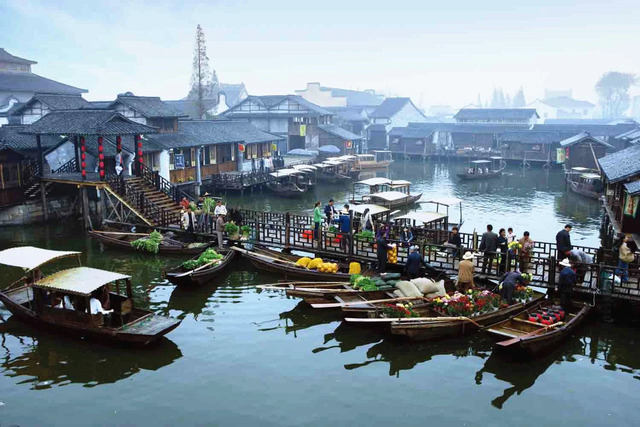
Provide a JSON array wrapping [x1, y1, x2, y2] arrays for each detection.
[[565, 167, 603, 199], [487, 300, 591, 356], [165, 248, 236, 286], [351, 178, 422, 208], [266, 168, 310, 198], [88, 229, 212, 255], [259, 281, 396, 306], [0, 246, 181, 346], [457, 158, 503, 180]]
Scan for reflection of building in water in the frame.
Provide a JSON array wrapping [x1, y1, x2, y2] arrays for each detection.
[[0, 316, 181, 388]]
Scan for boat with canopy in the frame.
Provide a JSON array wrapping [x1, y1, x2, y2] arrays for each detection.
[[351, 177, 421, 208], [267, 169, 311, 197], [0, 247, 181, 346], [565, 167, 603, 199], [457, 158, 503, 180]]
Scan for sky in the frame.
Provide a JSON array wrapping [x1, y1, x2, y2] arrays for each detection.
[[2, 0, 639, 110]]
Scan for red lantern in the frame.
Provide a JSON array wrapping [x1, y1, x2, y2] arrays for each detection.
[[138, 150, 143, 157], [139, 157, 143, 163], [99, 161, 104, 168], [81, 145, 86, 152], [81, 170, 87, 177], [98, 145, 103, 153], [238, 144, 245, 152], [138, 142, 143, 149], [99, 153, 104, 160], [81, 162, 86, 168], [100, 170, 105, 178], [116, 135, 122, 144], [81, 153, 86, 160]]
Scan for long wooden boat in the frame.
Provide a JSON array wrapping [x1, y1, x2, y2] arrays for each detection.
[[317, 172, 351, 184], [88, 229, 212, 255], [456, 170, 502, 180], [0, 247, 181, 346], [165, 248, 236, 287], [487, 300, 591, 356], [365, 191, 422, 209], [265, 181, 308, 198], [259, 280, 401, 306], [233, 246, 360, 281]]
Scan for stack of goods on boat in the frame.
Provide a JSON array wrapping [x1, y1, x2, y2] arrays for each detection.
[[166, 248, 236, 286], [89, 228, 210, 255]]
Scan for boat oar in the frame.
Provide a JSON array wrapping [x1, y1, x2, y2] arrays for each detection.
[[311, 296, 426, 309], [256, 281, 348, 289], [173, 260, 220, 277], [345, 316, 482, 328]]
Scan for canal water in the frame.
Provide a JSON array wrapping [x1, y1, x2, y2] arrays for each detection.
[[0, 162, 637, 426]]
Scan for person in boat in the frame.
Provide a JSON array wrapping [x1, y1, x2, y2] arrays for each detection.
[[558, 258, 577, 310], [566, 249, 593, 285], [555, 224, 572, 262], [457, 251, 476, 293], [90, 288, 114, 316], [479, 224, 498, 275], [53, 293, 74, 310], [518, 231, 534, 272], [376, 235, 395, 274], [338, 206, 351, 251], [313, 201, 323, 241], [361, 208, 374, 233], [497, 228, 508, 274], [443, 226, 462, 258], [405, 245, 427, 279], [324, 199, 337, 224], [498, 270, 527, 305], [616, 235, 635, 284], [400, 227, 414, 248]]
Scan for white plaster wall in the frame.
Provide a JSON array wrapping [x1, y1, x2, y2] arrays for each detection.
[[45, 140, 76, 171], [157, 149, 170, 181], [295, 83, 346, 107], [268, 118, 289, 134], [388, 102, 427, 129]]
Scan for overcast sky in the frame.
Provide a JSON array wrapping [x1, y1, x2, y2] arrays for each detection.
[[2, 0, 639, 109]]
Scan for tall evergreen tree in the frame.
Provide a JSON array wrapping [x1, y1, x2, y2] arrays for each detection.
[[189, 25, 211, 119], [491, 88, 506, 108], [596, 72, 636, 118], [512, 87, 526, 107]]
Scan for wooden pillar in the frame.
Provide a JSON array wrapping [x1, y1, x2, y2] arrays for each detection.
[[81, 186, 91, 230], [348, 211, 354, 259], [284, 212, 291, 248], [36, 134, 44, 177], [40, 182, 48, 223]]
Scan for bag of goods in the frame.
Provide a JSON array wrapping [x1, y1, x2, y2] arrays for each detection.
[[394, 280, 423, 298], [411, 277, 437, 294], [349, 262, 361, 275], [423, 280, 446, 298], [387, 246, 398, 264], [393, 289, 404, 298], [295, 257, 312, 268], [307, 258, 324, 270], [381, 273, 401, 281]]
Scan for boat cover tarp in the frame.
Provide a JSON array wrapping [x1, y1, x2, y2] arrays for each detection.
[[395, 211, 447, 224], [370, 191, 410, 202], [34, 266, 130, 296], [357, 177, 392, 186], [0, 247, 80, 271]]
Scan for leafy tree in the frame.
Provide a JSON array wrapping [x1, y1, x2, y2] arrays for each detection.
[[595, 72, 636, 118], [490, 88, 506, 108], [512, 87, 526, 107], [189, 25, 212, 119]]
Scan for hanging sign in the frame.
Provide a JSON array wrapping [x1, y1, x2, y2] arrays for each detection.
[[556, 148, 566, 163], [623, 193, 639, 217], [238, 144, 245, 153], [174, 154, 185, 170], [300, 124, 307, 137]]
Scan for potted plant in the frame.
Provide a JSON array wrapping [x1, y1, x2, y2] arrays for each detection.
[[240, 225, 252, 240], [225, 221, 240, 240]]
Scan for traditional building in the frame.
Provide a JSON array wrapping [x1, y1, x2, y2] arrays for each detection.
[[0, 48, 87, 125], [222, 95, 333, 153], [166, 82, 249, 119], [558, 133, 613, 170], [454, 108, 539, 125], [367, 98, 427, 150], [295, 82, 384, 108], [527, 97, 596, 120], [7, 93, 92, 125], [599, 145, 640, 243], [0, 144, 27, 207], [388, 125, 438, 158]]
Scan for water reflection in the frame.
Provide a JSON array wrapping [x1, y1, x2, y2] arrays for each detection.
[[0, 317, 181, 389], [277, 301, 342, 336]]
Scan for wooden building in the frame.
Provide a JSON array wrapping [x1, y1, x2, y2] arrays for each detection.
[[0, 145, 26, 207], [315, 124, 362, 154], [454, 108, 539, 125], [8, 93, 92, 125], [559, 132, 613, 170], [367, 98, 427, 150], [388, 126, 437, 158], [599, 145, 640, 240]]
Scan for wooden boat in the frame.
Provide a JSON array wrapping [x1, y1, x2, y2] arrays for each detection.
[[457, 158, 503, 180], [88, 229, 212, 255], [352, 178, 421, 208], [355, 152, 392, 170], [487, 300, 591, 356], [232, 246, 357, 281], [345, 291, 546, 341], [565, 167, 603, 199], [267, 169, 310, 198], [0, 247, 181, 346], [265, 181, 307, 198], [259, 280, 401, 306], [165, 248, 236, 287]]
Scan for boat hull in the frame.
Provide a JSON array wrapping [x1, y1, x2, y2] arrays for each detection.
[[567, 180, 601, 200], [165, 249, 236, 286], [88, 230, 211, 255]]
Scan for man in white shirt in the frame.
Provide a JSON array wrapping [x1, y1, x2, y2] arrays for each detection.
[[214, 200, 227, 216], [90, 297, 113, 315]]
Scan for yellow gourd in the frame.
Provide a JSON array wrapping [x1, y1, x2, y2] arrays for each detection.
[[308, 258, 324, 270], [296, 257, 312, 267], [349, 262, 361, 275]]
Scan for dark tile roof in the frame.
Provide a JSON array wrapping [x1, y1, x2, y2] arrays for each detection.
[[389, 126, 435, 139], [500, 130, 578, 145], [542, 97, 595, 109], [0, 125, 66, 152], [89, 101, 113, 109], [165, 99, 217, 119], [325, 106, 369, 122], [598, 144, 640, 183], [10, 93, 92, 115], [0, 48, 37, 65], [0, 72, 87, 94], [146, 119, 284, 150], [20, 110, 157, 136], [370, 98, 412, 118], [624, 181, 640, 196], [559, 132, 614, 149], [318, 124, 363, 140], [544, 118, 621, 125], [110, 95, 185, 118], [532, 123, 639, 137], [454, 108, 539, 120], [225, 95, 333, 117], [320, 86, 384, 107], [368, 124, 387, 132]]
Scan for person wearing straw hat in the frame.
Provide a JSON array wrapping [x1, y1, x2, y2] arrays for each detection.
[[558, 257, 576, 310], [457, 251, 476, 293]]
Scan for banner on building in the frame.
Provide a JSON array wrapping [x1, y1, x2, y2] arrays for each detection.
[[556, 148, 566, 163], [623, 192, 639, 217], [300, 125, 306, 137]]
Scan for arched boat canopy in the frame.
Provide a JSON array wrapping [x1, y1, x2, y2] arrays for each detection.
[[0, 246, 80, 271]]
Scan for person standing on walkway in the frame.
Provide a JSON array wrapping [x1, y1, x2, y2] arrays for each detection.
[[400, 226, 414, 248], [338, 206, 351, 251], [324, 199, 337, 224], [518, 231, 534, 272], [457, 251, 476, 293], [617, 235, 635, 283], [497, 228, 508, 274], [556, 224, 572, 261], [558, 258, 577, 309], [361, 208, 374, 232], [376, 235, 395, 274], [479, 224, 498, 274], [444, 226, 462, 258], [259, 157, 265, 173], [313, 201, 323, 241], [405, 245, 427, 279], [376, 222, 390, 240], [507, 227, 517, 244]]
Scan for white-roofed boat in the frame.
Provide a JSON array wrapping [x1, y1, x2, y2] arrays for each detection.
[[457, 158, 503, 180], [0, 247, 181, 346], [351, 178, 421, 208]]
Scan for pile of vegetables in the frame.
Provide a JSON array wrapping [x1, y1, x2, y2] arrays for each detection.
[[225, 221, 240, 236], [387, 246, 398, 264], [348, 262, 361, 275], [355, 230, 374, 242], [295, 257, 312, 268], [317, 262, 339, 273], [130, 230, 163, 253], [350, 274, 378, 291], [240, 225, 252, 238], [182, 248, 223, 270]]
